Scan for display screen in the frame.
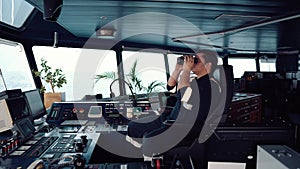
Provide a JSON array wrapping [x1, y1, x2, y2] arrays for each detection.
[[88, 106, 102, 118], [24, 89, 47, 120], [17, 118, 35, 138], [0, 99, 14, 132], [6, 96, 30, 122]]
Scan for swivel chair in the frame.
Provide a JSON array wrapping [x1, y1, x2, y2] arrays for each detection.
[[287, 81, 300, 152], [148, 65, 234, 169]]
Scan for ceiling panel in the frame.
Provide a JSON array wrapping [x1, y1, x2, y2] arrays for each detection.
[[25, 0, 300, 53]]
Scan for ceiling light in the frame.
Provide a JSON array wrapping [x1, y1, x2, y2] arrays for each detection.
[[100, 16, 107, 20], [96, 28, 116, 39]]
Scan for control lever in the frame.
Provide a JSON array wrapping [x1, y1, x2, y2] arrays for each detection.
[[75, 142, 84, 152], [80, 135, 88, 145], [27, 159, 45, 169], [73, 154, 86, 169]]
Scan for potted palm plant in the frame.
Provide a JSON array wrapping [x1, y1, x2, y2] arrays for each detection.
[[95, 60, 165, 98], [32, 58, 67, 109]]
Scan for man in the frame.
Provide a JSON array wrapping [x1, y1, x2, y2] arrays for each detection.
[[126, 49, 221, 156]]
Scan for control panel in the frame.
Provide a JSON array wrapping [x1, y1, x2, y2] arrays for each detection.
[[0, 117, 35, 158], [0, 101, 153, 168], [0, 130, 96, 168], [45, 134, 91, 154], [0, 97, 293, 169], [47, 101, 153, 126], [15, 136, 58, 158]]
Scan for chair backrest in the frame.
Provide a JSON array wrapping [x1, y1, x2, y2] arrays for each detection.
[[198, 65, 234, 143], [206, 65, 234, 123], [213, 65, 234, 114]]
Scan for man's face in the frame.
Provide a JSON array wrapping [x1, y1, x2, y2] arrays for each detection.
[[192, 53, 208, 75]]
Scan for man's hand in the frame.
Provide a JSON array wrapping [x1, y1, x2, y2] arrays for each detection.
[[168, 61, 183, 87], [182, 55, 194, 72], [175, 62, 183, 72], [178, 55, 193, 89]]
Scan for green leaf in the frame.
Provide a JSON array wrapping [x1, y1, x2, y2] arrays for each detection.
[[31, 58, 67, 93], [94, 71, 116, 84], [146, 81, 165, 95]]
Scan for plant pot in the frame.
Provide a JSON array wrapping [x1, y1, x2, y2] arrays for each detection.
[[44, 92, 65, 109]]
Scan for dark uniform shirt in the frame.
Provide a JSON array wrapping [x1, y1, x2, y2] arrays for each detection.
[[165, 74, 221, 144]]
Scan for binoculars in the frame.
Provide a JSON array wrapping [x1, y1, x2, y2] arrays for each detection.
[[177, 56, 198, 65]]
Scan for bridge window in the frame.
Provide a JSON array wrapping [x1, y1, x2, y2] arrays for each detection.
[[0, 39, 35, 91], [33, 46, 117, 100], [228, 58, 256, 78], [122, 50, 167, 96], [259, 58, 276, 72], [0, 0, 34, 28]]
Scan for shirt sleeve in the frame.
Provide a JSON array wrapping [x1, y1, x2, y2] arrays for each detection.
[[179, 85, 194, 111], [167, 84, 176, 91]]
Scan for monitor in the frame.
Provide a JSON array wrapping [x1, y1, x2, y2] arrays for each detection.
[[0, 99, 14, 132], [5, 96, 30, 123], [24, 89, 47, 122]]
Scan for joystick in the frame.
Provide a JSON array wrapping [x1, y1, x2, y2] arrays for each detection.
[[75, 142, 84, 152], [74, 154, 86, 169], [80, 135, 88, 145], [27, 159, 45, 169]]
